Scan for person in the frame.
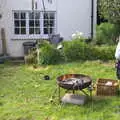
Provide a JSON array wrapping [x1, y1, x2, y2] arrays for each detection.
[[115, 39, 120, 79]]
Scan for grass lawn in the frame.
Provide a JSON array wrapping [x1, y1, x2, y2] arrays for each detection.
[[0, 60, 120, 120]]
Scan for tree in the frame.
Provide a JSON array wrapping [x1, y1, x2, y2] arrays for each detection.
[[98, 0, 120, 24]]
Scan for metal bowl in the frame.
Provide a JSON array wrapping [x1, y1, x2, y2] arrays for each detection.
[[57, 74, 92, 90]]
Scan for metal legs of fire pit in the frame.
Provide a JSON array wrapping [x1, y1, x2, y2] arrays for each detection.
[[58, 85, 61, 103], [58, 85, 92, 103]]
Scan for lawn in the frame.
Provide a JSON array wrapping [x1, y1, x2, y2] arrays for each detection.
[[0, 60, 119, 120]]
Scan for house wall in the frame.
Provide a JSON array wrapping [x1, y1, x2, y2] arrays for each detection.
[[0, 0, 3, 54], [0, 0, 97, 57], [57, 0, 91, 39]]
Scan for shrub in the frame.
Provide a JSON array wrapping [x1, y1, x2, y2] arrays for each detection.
[[26, 39, 116, 65], [63, 39, 87, 61], [94, 23, 118, 45], [39, 42, 65, 65], [63, 39, 116, 61], [94, 45, 115, 60]]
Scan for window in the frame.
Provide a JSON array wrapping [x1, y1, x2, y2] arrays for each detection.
[[14, 12, 26, 34], [43, 12, 55, 34], [13, 11, 56, 37], [29, 12, 40, 34]]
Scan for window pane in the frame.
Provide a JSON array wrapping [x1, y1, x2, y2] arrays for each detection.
[[44, 27, 54, 34], [50, 27, 54, 34], [21, 13, 26, 19], [21, 28, 26, 34], [35, 28, 40, 34], [29, 28, 34, 34], [15, 28, 20, 34], [35, 12, 40, 19], [14, 20, 20, 27], [35, 20, 40, 27], [14, 12, 19, 19], [44, 20, 49, 27], [29, 12, 34, 19], [21, 20, 26, 27], [44, 20, 54, 27], [50, 20, 54, 27], [29, 20, 34, 27], [49, 13, 55, 19], [44, 28, 48, 34], [44, 13, 49, 19]]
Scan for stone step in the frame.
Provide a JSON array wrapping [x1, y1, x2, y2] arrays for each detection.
[[61, 93, 87, 105]]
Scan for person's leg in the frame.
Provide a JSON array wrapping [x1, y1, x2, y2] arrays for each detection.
[[116, 61, 120, 79]]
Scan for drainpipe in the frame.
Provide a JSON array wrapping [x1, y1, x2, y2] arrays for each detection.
[[91, 0, 94, 39]]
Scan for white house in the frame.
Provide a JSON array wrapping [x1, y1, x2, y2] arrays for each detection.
[[0, 0, 97, 57]]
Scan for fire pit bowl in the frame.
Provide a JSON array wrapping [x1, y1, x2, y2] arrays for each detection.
[[57, 74, 92, 90]]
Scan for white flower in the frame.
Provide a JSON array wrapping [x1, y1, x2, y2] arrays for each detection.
[[72, 34, 76, 38], [72, 31, 84, 39], [79, 32, 83, 36], [57, 44, 63, 49]]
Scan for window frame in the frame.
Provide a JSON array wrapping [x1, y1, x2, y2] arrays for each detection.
[[12, 10, 57, 40], [43, 11, 56, 35], [14, 12, 27, 35]]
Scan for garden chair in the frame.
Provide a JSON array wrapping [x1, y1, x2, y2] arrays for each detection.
[[49, 34, 63, 46]]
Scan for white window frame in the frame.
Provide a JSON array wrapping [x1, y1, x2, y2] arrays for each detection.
[[12, 10, 56, 40]]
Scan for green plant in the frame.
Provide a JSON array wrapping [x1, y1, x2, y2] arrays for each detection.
[[63, 39, 87, 61], [93, 45, 115, 61], [94, 23, 117, 45], [98, 0, 120, 24], [39, 42, 64, 65], [63, 39, 116, 61], [24, 48, 37, 65]]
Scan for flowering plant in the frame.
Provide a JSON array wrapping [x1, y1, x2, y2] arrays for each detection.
[[72, 31, 84, 40]]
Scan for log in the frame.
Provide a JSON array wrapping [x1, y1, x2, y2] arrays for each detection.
[[1, 28, 7, 55]]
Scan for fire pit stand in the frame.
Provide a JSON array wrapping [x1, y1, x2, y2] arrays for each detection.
[[57, 74, 92, 103]]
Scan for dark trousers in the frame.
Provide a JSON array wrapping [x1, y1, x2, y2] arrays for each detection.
[[116, 61, 120, 79]]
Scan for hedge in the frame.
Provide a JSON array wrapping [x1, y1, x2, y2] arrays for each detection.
[[63, 40, 115, 62], [26, 40, 116, 65]]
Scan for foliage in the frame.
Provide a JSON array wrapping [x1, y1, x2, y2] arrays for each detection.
[[93, 23, 118, 45], [63, 39, 86, 61], [24, 41, 64, 65], [98, 0, 120, 24], [24, 54, 35, 64], [63, 39, 115, 61], [24, 48, 37, 64], [39, 41, 65, 65], [25, 39, 116, 65], [93, 45, 115, 61]]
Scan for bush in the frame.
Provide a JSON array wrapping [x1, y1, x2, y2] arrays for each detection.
[[94, 45, 115, 60], [63, 39, 116, 61], [63, 39, 87, 61], [26, 39, 116, 65], [94, 23, 119, 45], [39, 42, 65, 65]]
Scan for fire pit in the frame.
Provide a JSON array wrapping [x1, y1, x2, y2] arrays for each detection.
[[57, 74, 92, 102], [57, 74, 92, 90]]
